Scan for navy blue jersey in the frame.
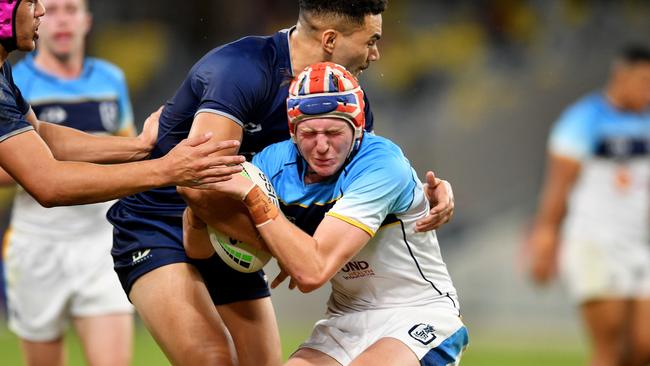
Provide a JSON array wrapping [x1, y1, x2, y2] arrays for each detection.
[[114, 28, 375, 217], [0, 62, 32, 143]]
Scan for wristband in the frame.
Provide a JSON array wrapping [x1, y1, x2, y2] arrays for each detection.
[[243, 185, 279, 227]]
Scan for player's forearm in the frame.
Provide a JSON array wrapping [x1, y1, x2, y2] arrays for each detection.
[[256, 216, 329, 292], [183, 208, 216, 259], [37, 121, 151, 163], [26, 159, 167, 207], [0, 166, 16, 186]]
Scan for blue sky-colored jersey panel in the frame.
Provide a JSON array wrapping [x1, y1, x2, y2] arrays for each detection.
[[549, 93, 650, 161], [12, 55, 134, 134]]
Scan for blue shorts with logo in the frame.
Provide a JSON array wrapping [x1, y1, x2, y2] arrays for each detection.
[[107, 201, 270, 305]]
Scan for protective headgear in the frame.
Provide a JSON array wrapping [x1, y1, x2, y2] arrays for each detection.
[[0, 0, 22, 52], [287, 62, 366, 158]]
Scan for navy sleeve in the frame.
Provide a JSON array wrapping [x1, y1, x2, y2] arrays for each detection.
[[190, 47, 270, 127], [0, 63, 33, 142]]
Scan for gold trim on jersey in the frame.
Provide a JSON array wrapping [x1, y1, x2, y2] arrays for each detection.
[[326, 212, 375, 237]]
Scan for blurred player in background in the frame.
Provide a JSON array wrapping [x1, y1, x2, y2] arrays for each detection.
[[1, 0, 136, 365], [108, 1, 455, 365], [0, 0, 244, 207], [185, 62, 469, 366], [528, 45, 650, 366]]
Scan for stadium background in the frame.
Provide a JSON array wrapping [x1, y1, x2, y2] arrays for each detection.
[[1, 0, 649, 364]]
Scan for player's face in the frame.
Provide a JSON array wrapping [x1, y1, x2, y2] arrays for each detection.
[[331, 14, 382, 76], [622, 63, 650, 111], [295, 118, 354, 181], [38, 0, 90, 59], [14, 0, 46, 52]]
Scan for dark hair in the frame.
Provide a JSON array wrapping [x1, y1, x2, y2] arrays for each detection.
[[299, 0, 387, 25], [619, 44, 650, 64]]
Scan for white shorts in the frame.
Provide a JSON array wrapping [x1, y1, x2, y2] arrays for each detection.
[[559, 237, 650, 303], [298, 304, 468, 366], [4, 227, 133, 341]]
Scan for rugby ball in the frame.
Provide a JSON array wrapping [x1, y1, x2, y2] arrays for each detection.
[[208, 162, 278, 273]]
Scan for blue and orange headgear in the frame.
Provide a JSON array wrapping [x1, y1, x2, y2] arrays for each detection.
[[287, 62, 366, 158], [0, 0, 22, 52]]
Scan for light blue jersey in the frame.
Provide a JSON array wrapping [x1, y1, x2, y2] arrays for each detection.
[[253, 134, 460, 313], [253, 134, 416, 236], [9, 54, 134, 236], [13, 54, 133, 134], [549, 92, 650, 246], [253, 135, 466, 364]]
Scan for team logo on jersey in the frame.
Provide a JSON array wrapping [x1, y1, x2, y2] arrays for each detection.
[[131, 249, 152, 265], [38, 106, 67, 124], [408, 323, 437, 345], [340, 260, 375, 280], [99, 101, 119, 132]]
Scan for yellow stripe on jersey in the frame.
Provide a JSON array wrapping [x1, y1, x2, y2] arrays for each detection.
[[326, 212, 375, 237]]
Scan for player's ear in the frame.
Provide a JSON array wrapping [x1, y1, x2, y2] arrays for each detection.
[[321, 29, 337, 55]]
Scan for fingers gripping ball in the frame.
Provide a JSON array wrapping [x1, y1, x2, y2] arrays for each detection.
[[208, 162, 278, 273]]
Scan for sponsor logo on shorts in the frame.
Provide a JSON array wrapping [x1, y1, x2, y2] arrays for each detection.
[[340, 260, 375, 280], [131, 249, 152, 265], [408, 323, 436, 345]]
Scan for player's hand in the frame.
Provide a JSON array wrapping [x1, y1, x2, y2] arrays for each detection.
[[416, 171, 454, 232], [207, 173, 256, 200], [137, 106, 162, 153], [182, 208, 215, 259], [527, 226, 558, 285], [271, 267, 297, 290], [161, 133, 245, 187]]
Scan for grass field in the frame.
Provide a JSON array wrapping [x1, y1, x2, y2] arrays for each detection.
[[0, 323, 586, 365]]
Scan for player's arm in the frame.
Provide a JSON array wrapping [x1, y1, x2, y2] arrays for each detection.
[[261, 212, 370, 293], [25, 107, 158, 163], [177, 112, 245, 226], [528, 153, 581, 284], [0, 166, 15, 185], [208, 174, 372, 293], [0, 130, 244, 207]]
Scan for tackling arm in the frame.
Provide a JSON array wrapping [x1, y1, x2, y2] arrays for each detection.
[[0, 166, 15, 186], [0, 130, 244, 207], [177, 112, 252, 241], [26, 107, 157, 163]]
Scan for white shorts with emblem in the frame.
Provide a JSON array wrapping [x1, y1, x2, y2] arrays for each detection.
[[297, 304, 468, 366], [4, 227, 133, 341], [559, 237, 650, 304]]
